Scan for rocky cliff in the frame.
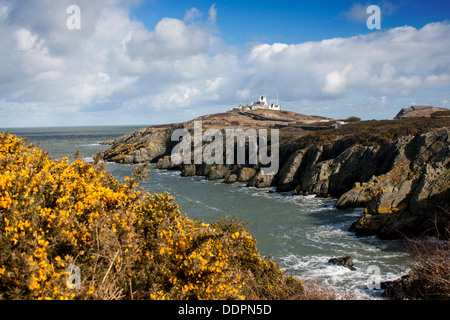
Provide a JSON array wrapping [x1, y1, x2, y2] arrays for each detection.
[[98, 110, 326, 164], [99, 124, 173, 164], [283, 127, 449, 239], [98, 114, 450, 240]]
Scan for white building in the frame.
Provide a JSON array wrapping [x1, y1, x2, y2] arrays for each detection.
[[232, 95, 280, 111]]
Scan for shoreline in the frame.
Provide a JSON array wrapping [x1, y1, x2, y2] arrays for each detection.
[[98, 116, 450, 241], [132, 163, 412, 300]]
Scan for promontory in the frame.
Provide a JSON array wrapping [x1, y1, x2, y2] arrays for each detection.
[[97, 108, 450, 240]]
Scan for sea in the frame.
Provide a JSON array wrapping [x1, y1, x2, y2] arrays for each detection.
[[3, 125, 412, 299]]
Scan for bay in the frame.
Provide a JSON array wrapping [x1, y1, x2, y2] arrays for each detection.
[[4, 125, 411, 299]]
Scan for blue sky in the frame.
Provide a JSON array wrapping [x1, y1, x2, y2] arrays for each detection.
[[0, 0, 449, 127], [132, 1, 450, 44]]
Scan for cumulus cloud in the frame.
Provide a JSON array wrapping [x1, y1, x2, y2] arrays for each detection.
[[184, 7, 202, 23], [208, 4, 217, 24], [0, 0, 449, 126], [343, 1, 398, 22]]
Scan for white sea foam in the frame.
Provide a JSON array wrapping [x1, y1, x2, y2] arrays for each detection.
[[343, 209, 364, 217], [79, 143, 101, 147], [156, 170, 181, 177], [208, 206, 227, 213], [279, 253, 409, 299], [100, 154, 410, 300]]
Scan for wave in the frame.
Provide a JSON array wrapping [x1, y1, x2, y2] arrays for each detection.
[[155, 170, 181, 177], [279, 254, 409, 299], [99, 159, 411, 300], [79, 143, 101, 147]]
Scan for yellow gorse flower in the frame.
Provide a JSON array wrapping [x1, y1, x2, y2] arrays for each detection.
[[0, 132, 303, 300]]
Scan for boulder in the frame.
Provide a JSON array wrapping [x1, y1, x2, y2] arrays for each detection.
[[247, 171, 275, 188], [100, 127, 170, 164], [224, 174, 238, 184], [156, 156, 174, 170], [327, 256, 356, 270], [207, 165, 229, 180], [181, 164, 196, 177], [237, 167, 257, 182], [382, 269, 449, 300], [334, 183, 373, 209], [196, 164, 213, 177]]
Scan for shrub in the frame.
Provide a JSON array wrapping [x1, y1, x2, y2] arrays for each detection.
[[384, 208, 450, 300], [295, 117, 450, 148], [404, 209, 450, 299], [345, 116, 361, 123], [431, 110, 450, 118], [0, 132, 303, 300]]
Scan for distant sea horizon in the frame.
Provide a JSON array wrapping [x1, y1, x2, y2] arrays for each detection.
[[1, 124, 151, 130]]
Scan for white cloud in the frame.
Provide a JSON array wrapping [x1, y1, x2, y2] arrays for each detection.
[[0, 1, 449, 126], [343, 1, 398, 22], [14, 28, 38, 51], [208, 4, 217, 24], [0, 5, 8, 20], [343, 3, 369, 22], [323, 70, 347, 95], [184, 7, 202, 23]]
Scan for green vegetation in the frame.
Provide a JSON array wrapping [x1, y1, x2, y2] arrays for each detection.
[[344, 116, 361, 123], [295, 117, 450, 147], [431, 110, 450, 118]]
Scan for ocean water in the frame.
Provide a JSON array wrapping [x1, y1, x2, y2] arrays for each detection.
[[4, 126, 412, 299]]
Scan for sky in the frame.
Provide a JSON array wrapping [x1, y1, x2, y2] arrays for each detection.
[[0, 0, 449, 127]]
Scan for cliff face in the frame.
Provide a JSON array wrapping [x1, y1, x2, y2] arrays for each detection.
[[269, 127, 449, 239], [98, 115, 450, 239], [343, 129, 450, 239], [98, 110, 324, 164], [283, 128, 449, 239], [99, 125, 173, 164]]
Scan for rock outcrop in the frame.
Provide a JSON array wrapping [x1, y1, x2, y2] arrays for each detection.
[[394, 106, 448, 120], [156, 156, 176, 170], [342, 129, 450, 239], [271, 127, 449, 239], [327, 256, 356, 270], [382, 269, 449, 300], [99, 125, 173, 164], [98, 113, 449, 239]]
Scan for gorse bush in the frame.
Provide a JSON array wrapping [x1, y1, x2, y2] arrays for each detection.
[[0, 132, 303, 300], [0, 132, 143, 299]]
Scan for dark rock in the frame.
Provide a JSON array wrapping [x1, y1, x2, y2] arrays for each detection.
[[224, 174, 237, 184], [99, 127, 170, 164], [196, 164, 213, 177], [237, 167, 257, 182], [247, 170, 274, 188], [337, 129, 450, 239], [98, 115, 450, 240], [181, 164, 196, 177], [381, 270, 449, 300], [207, 165, 229, 180], [276, 149, 307, 186], [327, 256, 356, 270], [156, 156, 174, 170]]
